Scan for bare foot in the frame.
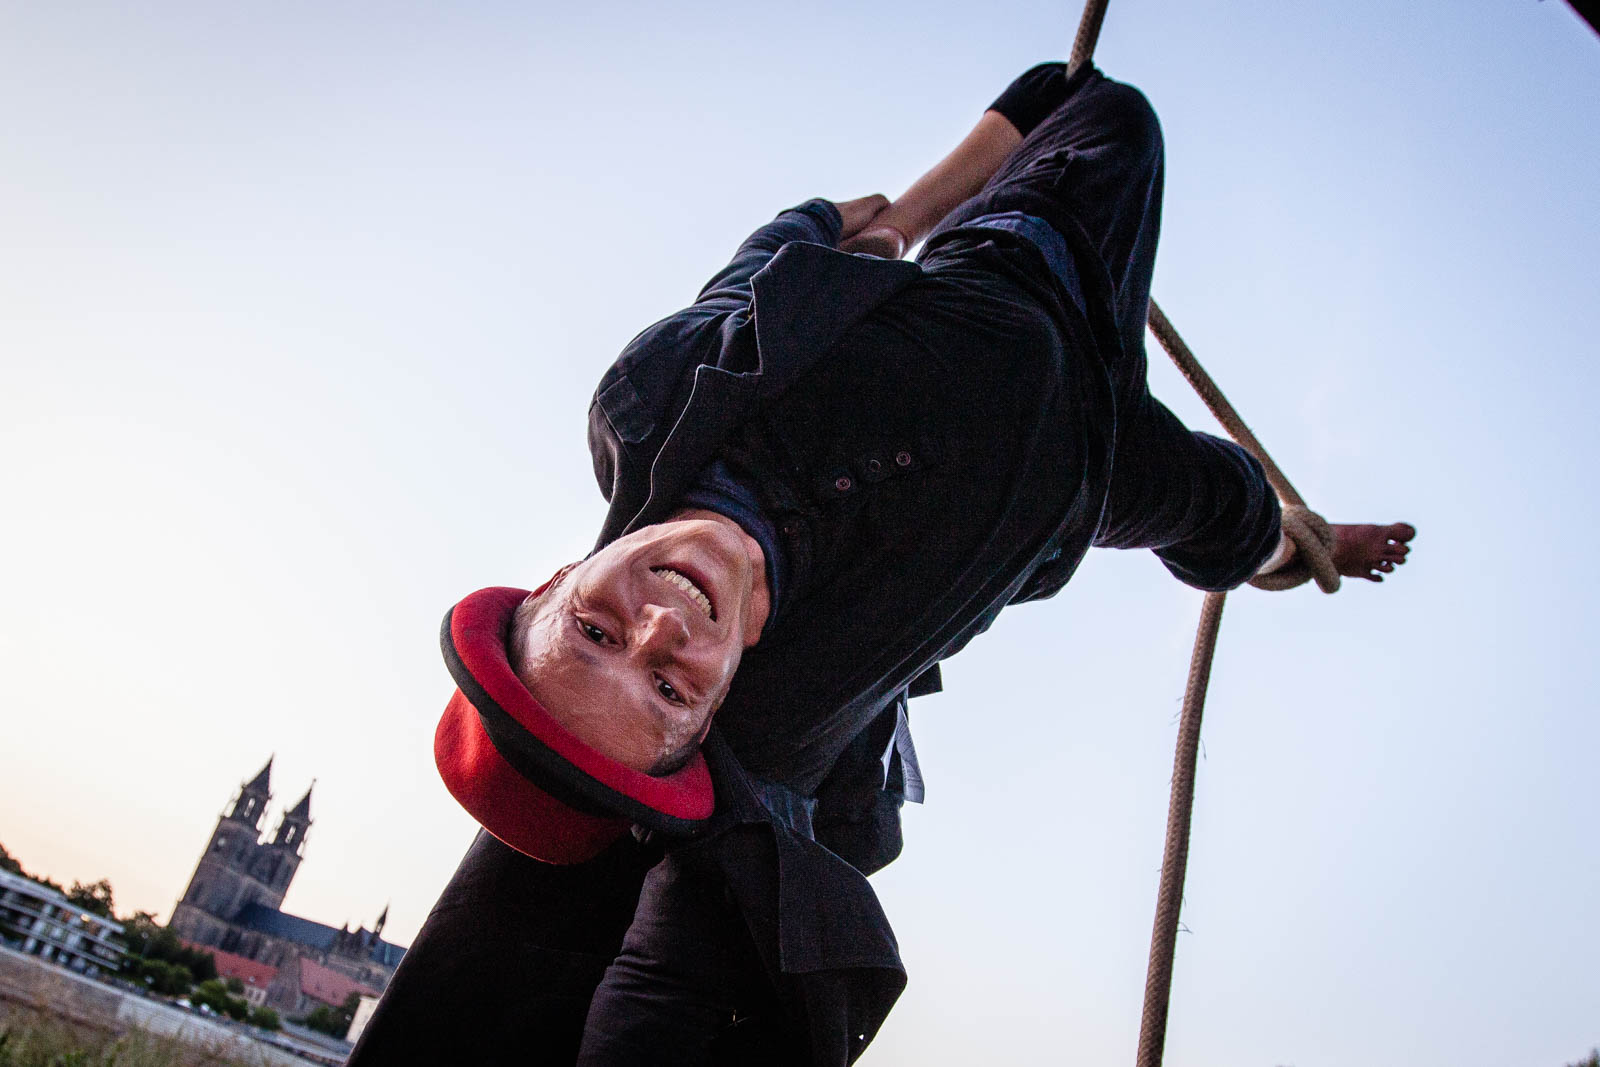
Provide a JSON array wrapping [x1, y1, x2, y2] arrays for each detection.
[[1331, 522, 1415, 582]]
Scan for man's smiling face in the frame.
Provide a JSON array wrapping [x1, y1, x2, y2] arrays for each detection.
[[510, 513, 770, 776]]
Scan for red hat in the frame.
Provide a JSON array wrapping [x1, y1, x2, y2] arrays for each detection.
[[434, 584, 716, 864]]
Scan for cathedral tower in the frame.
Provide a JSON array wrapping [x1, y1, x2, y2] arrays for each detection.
[[254, 782, 313, 897], [169, 758, 313, 950]]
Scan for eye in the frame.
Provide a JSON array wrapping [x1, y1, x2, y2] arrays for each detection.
[[578, 620, 609, 645], [655, 676, 686, 706]]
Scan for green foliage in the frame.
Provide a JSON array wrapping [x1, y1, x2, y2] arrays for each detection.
[[247, 1006, 280, 1032], [117, 920, 215, 987], [0, 1009, 255, 1067], [301, 991, 362, 1038], [64, 879, 114, 920], [300, 1004, 336, 1036], [117, 913, 160, 957], [223, 977, 243, 995], [125, 957, 194, 996], [1568, 1051, 1600, 1067], [190, 979, 249, 1021]]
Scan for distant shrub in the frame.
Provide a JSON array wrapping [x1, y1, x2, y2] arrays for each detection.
[[191, 979, 250, 1021], [119, 918, 216, 983], [302, 991, 362, 1037], [127, 957, 194, 996]]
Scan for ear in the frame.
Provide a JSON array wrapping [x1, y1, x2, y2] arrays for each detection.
[[519, 561, 581, 609], [510, 561, 584, 671]]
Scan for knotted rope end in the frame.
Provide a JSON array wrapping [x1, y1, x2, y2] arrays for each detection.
[[1248, 506, 1341, 594]]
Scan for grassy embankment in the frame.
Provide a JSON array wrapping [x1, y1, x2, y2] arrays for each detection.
[[0, 1007, 256, 1067]]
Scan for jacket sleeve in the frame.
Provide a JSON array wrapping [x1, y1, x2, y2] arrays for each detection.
[[587, 200, 845, 510], [1094, 391, 1282, 591], [693, 199, 844, 310]]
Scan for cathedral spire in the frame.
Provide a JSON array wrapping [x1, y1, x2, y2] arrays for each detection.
[[286, 780, 313, 819], [244, 756, 274, 795], [271, 779, 314, 861], [226, 756, 274, 827], [374, 903, 389, 938]]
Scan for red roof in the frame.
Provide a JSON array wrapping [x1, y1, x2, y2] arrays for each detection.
[[296, 956, 381, 1008], [185, 943, 278, 989]]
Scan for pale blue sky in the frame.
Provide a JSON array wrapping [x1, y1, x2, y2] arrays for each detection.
[[2, 2, 1596, 1064]]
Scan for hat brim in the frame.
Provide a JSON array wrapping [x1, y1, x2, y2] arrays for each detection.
[[434, 585, 715, 864]]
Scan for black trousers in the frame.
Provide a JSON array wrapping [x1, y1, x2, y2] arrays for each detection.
[[349, 829, 807, 1065], [961, 60, 1164, 393], [353, 64, 1166, 1066]]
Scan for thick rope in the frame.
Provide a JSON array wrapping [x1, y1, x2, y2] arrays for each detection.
[[1147, 300, 1340, 594], [1059, 3, 1345, 1065], [1134, 590, 1226, 1067], [1068, 0, 1110, 73], [1147, 301, 1304, 508], [1251, 505, 1340, 593]]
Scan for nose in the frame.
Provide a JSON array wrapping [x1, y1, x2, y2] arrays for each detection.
[[636, 603, 691, 659]]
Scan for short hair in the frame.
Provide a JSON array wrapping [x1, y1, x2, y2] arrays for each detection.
[[507, 566, 703, 779]]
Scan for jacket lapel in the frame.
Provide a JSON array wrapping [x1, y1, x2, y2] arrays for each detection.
[[616, 243, 922, 538], [749, 242, 921, 400]]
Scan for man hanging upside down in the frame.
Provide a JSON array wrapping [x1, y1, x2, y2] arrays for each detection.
[[351, 62, 1414, 1066]]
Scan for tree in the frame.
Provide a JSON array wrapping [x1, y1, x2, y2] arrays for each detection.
[[119, 912, 160, 956], [225, 976, 244, 995], [180, 944, 217, 984], [135, 924, 216, 983], [0, 842, 64, 896], [31, 873, 64, 897], [66, 878, 114, 918], [302, 992, 362, 1038], [116, 913, 216, 991], [250, 1006, 282, 1031], [192, 978, 250, 1021], [130, 957, 194, 996]]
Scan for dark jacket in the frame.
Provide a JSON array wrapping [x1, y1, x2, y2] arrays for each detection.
[[582, 199, 1278, 1062]]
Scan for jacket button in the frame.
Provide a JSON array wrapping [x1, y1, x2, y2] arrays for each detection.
[[895, 450, 913, 467], [834, 475, 853, 492], [865, 458, 883, 475]]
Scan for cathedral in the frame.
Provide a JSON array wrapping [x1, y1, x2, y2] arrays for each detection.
[[169, 758, 405, 1015]]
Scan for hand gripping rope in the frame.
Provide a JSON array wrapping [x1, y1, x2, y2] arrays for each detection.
[[1070, 6, 1342, 1067]]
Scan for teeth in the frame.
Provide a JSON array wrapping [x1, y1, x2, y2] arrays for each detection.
[[653, 568, 714, 620]]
